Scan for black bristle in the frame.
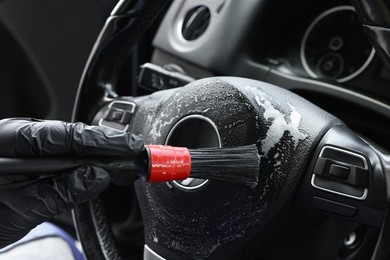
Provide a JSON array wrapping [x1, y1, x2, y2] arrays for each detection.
[[189, 144, 260, 186]]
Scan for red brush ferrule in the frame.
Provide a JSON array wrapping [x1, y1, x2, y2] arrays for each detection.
[[146, 145, 191, 182]]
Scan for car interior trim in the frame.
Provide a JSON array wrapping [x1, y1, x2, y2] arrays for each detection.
[[300, 5, 375, 83], [311, 174, 368, 200], [267, 69, 390, 116], [311, 152, 369, 201], [164, 114, 222, 190], [310, 145, 369, 201], [318, 146, 369, 169], [144, 244, 166, 260], [97, 100, 136, 132]]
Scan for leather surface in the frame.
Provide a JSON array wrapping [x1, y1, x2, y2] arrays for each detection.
[[72, 0, 172, 259], [73, 0, 171, 123], [131, 77, 342, 259]]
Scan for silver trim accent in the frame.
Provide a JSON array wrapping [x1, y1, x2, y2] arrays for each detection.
[[144, 244, 166, 260], [98, 101, 136, 132], [311, 175, 368, 200], [318, 146, 368, 169], [165, 114, 221, 190], [107, 100, 136, 113], [300, 5, 375, 83], [169, 0, 229, 53], [311, 146, 369, 200], [178, 5, 211, 43], [175, 2, 214, 52]]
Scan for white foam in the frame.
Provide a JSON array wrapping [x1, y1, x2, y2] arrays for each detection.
[[253, 90, 307, 157], [181, 178, 194, 186]]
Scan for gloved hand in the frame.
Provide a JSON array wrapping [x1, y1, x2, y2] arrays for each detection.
[[0, 118, 144, 248]]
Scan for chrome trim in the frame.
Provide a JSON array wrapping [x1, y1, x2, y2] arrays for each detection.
[[174, 2, 214, 51], [98, 101, 136, 132], [165, 114, 221, 190], [107, 100, 136, 112], [300, 5, 375, 83], [311, 146, 369, 200], [311, 175, 368, 200], [144, 244, 166, 260], [338, 48, 375, 83], [318, 146, 368, 169]]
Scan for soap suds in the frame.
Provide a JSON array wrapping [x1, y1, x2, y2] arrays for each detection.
[[252, 90, 307, 157]]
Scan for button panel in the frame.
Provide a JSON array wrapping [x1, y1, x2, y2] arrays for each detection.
[[295, 126, 386, 228], [98, 101, 136, 131], [311, 146, 369, 200], [329, 164, 350, 179]]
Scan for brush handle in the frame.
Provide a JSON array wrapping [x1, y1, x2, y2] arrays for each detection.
[[0, 157, 148, 180], [0, 145, 260, 185], [0, 145, 192, 183]]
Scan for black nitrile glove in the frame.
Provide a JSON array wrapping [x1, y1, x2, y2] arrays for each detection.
[[0, 118, 145, 248]]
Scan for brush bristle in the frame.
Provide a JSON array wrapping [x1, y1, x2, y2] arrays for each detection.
[[189, 144, 260, 186]]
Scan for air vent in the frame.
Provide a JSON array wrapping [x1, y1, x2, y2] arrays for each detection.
[[181, 6, 211, 41]]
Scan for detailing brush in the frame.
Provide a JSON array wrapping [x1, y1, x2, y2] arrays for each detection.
[[0, 144, 260, 186]]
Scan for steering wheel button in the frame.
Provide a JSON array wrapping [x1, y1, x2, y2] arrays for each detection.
[[320, 146, 367, 168], [120, 111, 132, 124], [106, 108, 124, 122], [329, 164, 350, 179]]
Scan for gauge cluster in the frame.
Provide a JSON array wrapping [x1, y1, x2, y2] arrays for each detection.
[[301, 6, 374, 83], [263, 3, 390, 104]]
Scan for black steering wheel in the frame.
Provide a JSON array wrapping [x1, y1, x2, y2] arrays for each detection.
[[72, 1, 390, 259]]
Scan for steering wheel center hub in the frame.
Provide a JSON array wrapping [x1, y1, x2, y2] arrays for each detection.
[[126, 77, 340, 259], [165, 114, 221, 190]]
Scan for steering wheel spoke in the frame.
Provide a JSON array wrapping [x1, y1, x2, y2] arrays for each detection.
[[91, 98, 137, 132], [296, 125, 387, 228]]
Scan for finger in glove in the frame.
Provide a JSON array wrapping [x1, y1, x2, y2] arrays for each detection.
[[0, 118, 145, 157]]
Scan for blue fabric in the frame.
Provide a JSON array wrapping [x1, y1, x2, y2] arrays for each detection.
[[0, 222, 84, 260]]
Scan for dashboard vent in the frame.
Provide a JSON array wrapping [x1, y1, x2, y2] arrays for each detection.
[[181, 6, 211, 41]]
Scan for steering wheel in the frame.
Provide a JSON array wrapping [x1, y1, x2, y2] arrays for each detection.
[[71, 0, 390, 259]]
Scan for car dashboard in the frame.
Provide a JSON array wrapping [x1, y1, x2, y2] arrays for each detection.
[[149, 0, 390, 153]]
